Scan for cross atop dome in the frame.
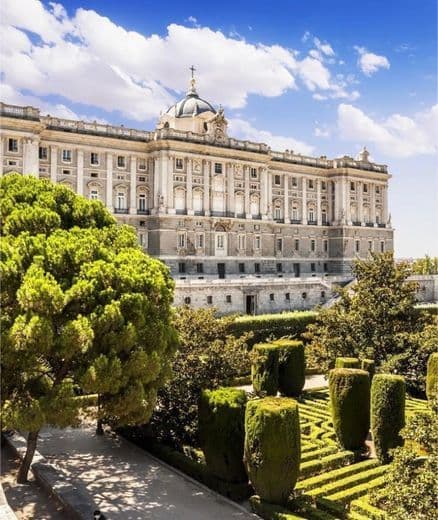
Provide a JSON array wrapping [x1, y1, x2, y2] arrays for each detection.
[[187, 65, 198, 95]]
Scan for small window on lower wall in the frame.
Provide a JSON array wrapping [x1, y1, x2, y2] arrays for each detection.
[[285, 292, 290, 301], [178, 262, 186, 274], [302, 292, 307, 299], [184, 297, 191, 305], [269, 293, 275, 301], [238, 263, 245, 273], [321, 291, 326, 298], [255, 263, 261, 273], [323, 262, 328, 272], [207, 295, 213, 304], [310, 263, 316, 272], [226, 295, 232, 303]]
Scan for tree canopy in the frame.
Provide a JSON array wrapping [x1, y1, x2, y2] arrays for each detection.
[[1, 174, 177, 481]]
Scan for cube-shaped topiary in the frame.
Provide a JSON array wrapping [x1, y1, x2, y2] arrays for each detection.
[[361, 359, 376, 381], [371, 374, 405, 463], [275, 339, 305, 397], [251, 343, 280, 396], [335, 357, 361, 369], [198, 387, 248, 482], [244, 397, 301, 505], [426, 352, 438, 401], [329, 368, 370, 451]]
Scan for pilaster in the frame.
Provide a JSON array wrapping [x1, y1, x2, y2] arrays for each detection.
[[23, 137, 39, 176], [302, 177, 307, 224], [227, 162, 234, 215], [370, 183, 376, 225], [261, 167, 268, 218], [316, 179, 321, 226], [203, 160, 210, 216], [129, 156, 137, 214], [244, 165, 251, 217], [186, 157, 193, 215], [50, 146, 57, 183], [76, 149, 84, 195], [284, 175, 289, 222], [106, 152, 113, 211], [358, 182, 364, 224]]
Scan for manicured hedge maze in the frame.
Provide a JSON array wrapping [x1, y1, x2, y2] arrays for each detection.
[[254, 388, 429, 520]]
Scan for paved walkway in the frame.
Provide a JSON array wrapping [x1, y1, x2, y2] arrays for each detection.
[[236, 373, 328, 394], [35, 425, 256, 520]]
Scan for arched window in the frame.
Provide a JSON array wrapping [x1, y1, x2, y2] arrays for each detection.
[[193, 189, 203, 212], [116, 191, 126, 210], [292, 204, 300, 222], [174, 187, 186, 212], [138, 192, 147, 211], [308, 205, 315, 223], [321, 207, 328, 224], [250, 195, 260, 216], [235, 192, 244, 215]]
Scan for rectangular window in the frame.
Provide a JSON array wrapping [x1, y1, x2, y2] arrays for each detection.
[[91, 152, 99, 165], [178, 262, 186, 274], [380, 241, 385, 253], [255, 262, 261, 273], [196, 263, 204, 274], [226, 295, 232, 303], [308, 179, 314, 189], [294, 239, 300, 251], [323, 239, 328, 252], [250, 167, 257, 178], [238, 234, 246, 250], [368, 240, 373, 252], [274, 207, 282, 220], [216, 234, 224, 249], [8, 138, 18, 152], [238, 262, 245, 273], [139, 176, 146, 182], [138, 159, 146, 170], [376, 186, 380, 194], [175, 158, 184, 170], [310, 239, 316, 252], [62, 149, 72, 162], [39, 146, 47, 160], [311, 262, 316, 272], [285, 292, 290, 301], [254, 235, 261, 250], [207, 295, 213, 304], [197, 233, 204, 248], [117, 155, 126, 168], [178, 232, 186, 249], [321, 181, 326, 190], [269, 293, 275, 301], [90, 189, 99, 200], [138, 232, 147, 248], [350, 181, 355, 191], [90, 172, 98, 178], [276, 238, 283, 252], [274, 175, 281, 185], [292, 177, 298, 187], [214, 162, 222, 174], [62, 169, 71, 175], [363, 184, 368, 193], [355, 240, 360, 253], [276, 262, 282, 273], [323, 262, 328, 272]]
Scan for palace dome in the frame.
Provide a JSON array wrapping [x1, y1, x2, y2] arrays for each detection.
[[166, 78, 216, 118]]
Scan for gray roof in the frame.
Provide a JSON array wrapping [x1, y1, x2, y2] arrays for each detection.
[[166, 83, 216, 118]]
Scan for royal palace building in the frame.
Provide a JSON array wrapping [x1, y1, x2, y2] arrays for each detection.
[[0, 76, 395, 313]]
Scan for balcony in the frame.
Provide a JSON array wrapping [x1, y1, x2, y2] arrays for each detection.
[[291, 219, 302, 224], [353, 221, 362, 226], [114, 208, 128, 214], [176, 209, 188, 215], [365, 222, 375, 227], [137, 209, 150, 215], [307, 220, 317, 226], [194, 210, 205, 216], [274, 218, 285, 223], [378, 223, 386, 228]]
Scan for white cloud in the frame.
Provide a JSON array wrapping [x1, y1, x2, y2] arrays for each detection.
[[0, 0, 360, 121], [354, 46, 390, 76], [313, 37, 335, 57], [228, 118, 314, 155], [337, 103, 438, 157]]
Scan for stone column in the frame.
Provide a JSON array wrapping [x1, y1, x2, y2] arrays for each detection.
[[167, 155, 174, 213], [267, 171, 273, 219], [106, 152, 113, 211], [186, 157, 193, 215], [382, 185, 388, 224], [159, 152, 168, 215], [152, 156, 160, 214], [203, 160, 210, 216], [370, 183, 376, 225], [345, 178, 352, 225], [261, 168, 268, 218], [244, 165, 251, 217], [76, 150, 84, 195], [50, 146, 57, 183], [358, 182, 364, 225], [328, 180, 333, 223], [316, 179, 321, 226], [129, 156, 137, 214], [284, 175, 289, 222], [302, 177, 307, 224], [227, 162, 234, 215], [340, 178, 347, 224], [23, 138, 39, 176]]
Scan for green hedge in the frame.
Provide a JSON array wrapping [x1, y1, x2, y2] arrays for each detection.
[[329, 368, 370, 451], [335, 357, 361, 369], [229, 311, 317, 347], [251, 343, 280, 396], [276, 340, 305, 397], [371, 374, 405, 463], [198, 387, 247, 482], [426, 352, 438, 401], [249, 496, 305, 520], [361, 359, 376, 380], [244, 397, 300, 505]]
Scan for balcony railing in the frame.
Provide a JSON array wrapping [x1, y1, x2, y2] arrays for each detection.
[[137, 209, 150, 215], [353, 221, 362, 226], [365, 222, 375, 227], [274, 218, 285, 223], [291, 219, 302, 224], [378, 223, 386, 228], [194, 210, 205, 216], [176, 209, 188, 215], [114, 208, 128, 214], [307, 220, 317, 225]]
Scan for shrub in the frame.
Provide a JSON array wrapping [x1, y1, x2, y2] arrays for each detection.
[[335, 357, 360, 369], [244, 397, 300, 505], [361, 359, 375, 380], [371, 374, 405, 463], [276, 340, 305, 397], [229, 311, 317, 347], [198, 387, 247, 482], [329, 368, 370, 451], [251, 344, 280, 396], [426, 352, 438, 401]]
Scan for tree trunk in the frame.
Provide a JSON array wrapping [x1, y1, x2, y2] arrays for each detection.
[[17, 430, 39, 484], [96, 394, 104, 435]]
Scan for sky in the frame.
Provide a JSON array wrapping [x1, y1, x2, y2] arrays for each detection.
[[1, 0, 437, 257]]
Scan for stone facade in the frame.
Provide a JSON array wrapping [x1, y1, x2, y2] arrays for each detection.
[[0, 79, 395, 312]]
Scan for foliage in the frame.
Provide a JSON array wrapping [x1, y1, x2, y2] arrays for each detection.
[[0, 174, 176, 480], [361, 359, 375, 380], [371, 374, 405, 463], [150, 306, 251, 448], [371, 399, 438, 519], [276, 340, 305, 397], [229, 311, 317, 347], [198, 387, 247, 482], [411, 255, 438, 275], [335, 357, 360, 369], [251, 343, 280, 396], [328, 368, 370, 451], [244, 397, 301, 505], [426, 352, 438, 401], [305, 253, 433, 391]]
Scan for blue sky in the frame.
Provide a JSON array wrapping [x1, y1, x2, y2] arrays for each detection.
[[1, 0, 436, 257]]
